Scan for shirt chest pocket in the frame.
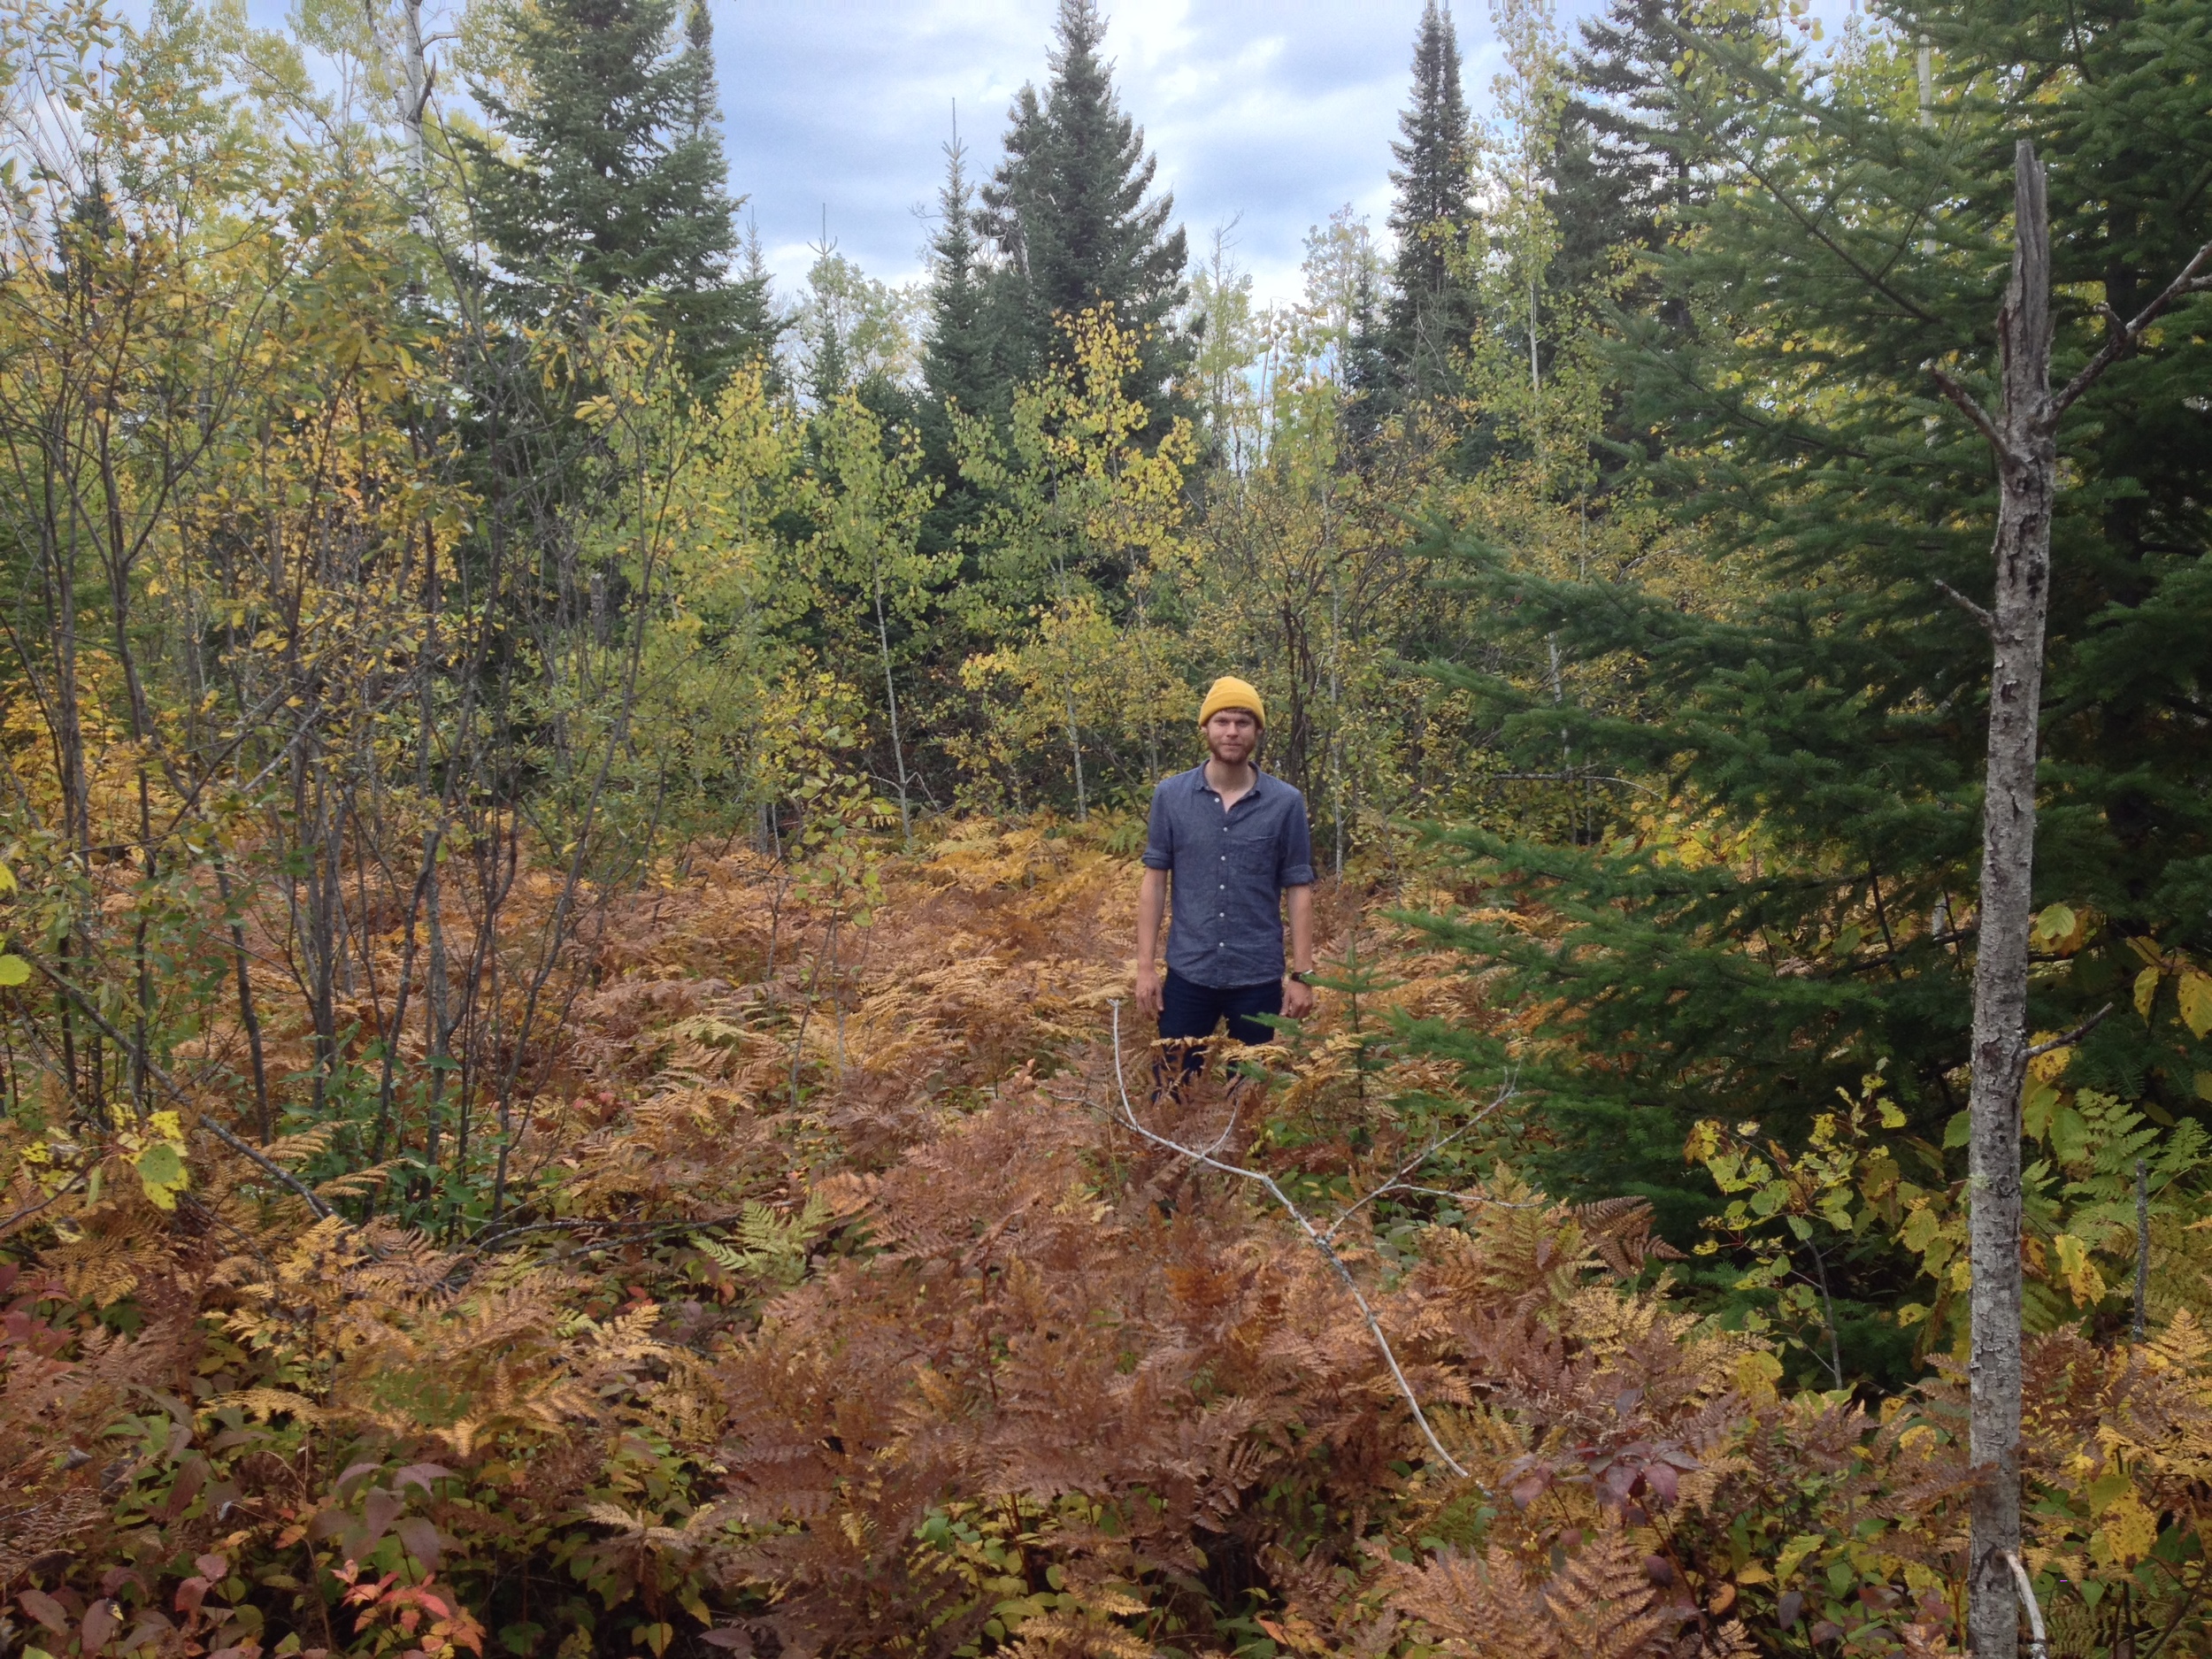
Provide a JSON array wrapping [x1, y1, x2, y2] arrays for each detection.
[[1220, 815, 1275, 880]]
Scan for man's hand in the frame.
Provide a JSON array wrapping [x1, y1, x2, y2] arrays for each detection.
[[1133, 962, 1164, 1017], [1283, 974, 1316, 1020]]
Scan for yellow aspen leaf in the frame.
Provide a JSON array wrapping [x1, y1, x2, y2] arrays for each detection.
[[2033, 902, 2077, 943], [134, 1141, 188, 1210], [2177, 972, 2212, 1039], [2135, 965, 2162, 1019], [0, 954, 29, 987]]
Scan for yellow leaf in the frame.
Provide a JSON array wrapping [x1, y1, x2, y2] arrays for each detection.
[[2093, 1490, 2160, 1566], [0, 953, 29, 987], [1733, 1348, 1783, 1402], [1773, 1533, 1824, 1583], [2178, 972, 2212, 1040], [2053, 1233, 2106, 1305], [0, 862, 16, 892], [2135, 965, 2162, 1019], [134, 1141, 188, 1211]]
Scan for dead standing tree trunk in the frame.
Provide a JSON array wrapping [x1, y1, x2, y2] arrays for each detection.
[[1933, 140, 2212, 1657]]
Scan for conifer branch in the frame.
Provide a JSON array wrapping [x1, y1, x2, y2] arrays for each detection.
[[1109, 1002, 1474, 1482]]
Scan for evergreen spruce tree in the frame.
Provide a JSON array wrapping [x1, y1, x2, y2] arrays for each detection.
[[1381, 1, 1480, 404], [915, 129, 1000, 565], [977, 0, 1191, 434], [1415, 0, 2212, 1259], [1546, 0, 1754, 303], [465, 0, 753, 388], [731, 215, 785, 388], [920, 133, 999, 426]]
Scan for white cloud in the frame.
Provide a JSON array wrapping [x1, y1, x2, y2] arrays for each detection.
[[718, 0, 1465, 309]]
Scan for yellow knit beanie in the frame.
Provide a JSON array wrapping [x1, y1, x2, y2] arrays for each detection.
[[1197, 676, 1265, 728]]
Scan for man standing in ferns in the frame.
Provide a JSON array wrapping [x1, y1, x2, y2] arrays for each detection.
[[1133, 677, 1317, 1056]]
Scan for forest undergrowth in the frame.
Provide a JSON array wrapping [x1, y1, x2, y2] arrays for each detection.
[[6, 818, 2212, 1659]]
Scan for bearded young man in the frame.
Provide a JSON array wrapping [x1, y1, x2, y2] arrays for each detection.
[[1133, 677, 1317, 1054]]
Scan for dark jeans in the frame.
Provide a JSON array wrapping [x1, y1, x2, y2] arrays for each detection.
[[1158, 968, 1281, 1067]]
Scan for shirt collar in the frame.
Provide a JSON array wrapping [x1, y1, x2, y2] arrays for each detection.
[[1192, 763, 1267, 799]]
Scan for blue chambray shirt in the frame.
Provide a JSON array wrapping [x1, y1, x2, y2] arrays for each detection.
[[1142, 764, 1316, 989]]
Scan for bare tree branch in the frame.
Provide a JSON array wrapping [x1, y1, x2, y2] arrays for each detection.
[[1930, 365, 2013, 459], [1323, 1082, 1516, 1243], [2024, 1002, 2114, 1061], [2051, 234, 2212, 419], [1109, 1002, 1473, 1482], [2005, 1554, 2051, 1659], [12, 941, 339, 1223], [1934, 580, 1996, 634]]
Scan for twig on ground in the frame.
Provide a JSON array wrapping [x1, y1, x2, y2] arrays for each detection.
[[1108, 1001, 1474, 1483], [1323, 1083, 1516, 1243], [1383, 1183, 1549, 1209]]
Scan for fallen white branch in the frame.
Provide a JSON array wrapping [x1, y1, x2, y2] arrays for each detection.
[[1108, 1001, 1476, 1482]]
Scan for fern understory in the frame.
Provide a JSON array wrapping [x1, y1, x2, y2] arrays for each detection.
[[4, 822, 2211, 1659]]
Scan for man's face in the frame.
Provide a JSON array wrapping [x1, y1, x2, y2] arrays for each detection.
[[1203, 709, 1258, 765]]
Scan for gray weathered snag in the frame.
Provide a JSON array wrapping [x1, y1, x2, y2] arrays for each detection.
[[1936, 140, 2212, 1655]]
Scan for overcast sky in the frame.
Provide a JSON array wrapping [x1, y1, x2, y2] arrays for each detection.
[[717, 0, 1539, 310]]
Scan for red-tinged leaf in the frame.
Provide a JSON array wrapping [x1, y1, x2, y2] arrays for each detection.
[[161, 1453, 209, 1521], [175, 1577, 211, 1617], [81, 1596, 120, 1650], [1778, 1590, 1805, 1627], [1810, 1620, 1843, 1645], [19, 1588, 71, 1633], [393, 1463, 453, 1494], [336, 1460, 382, 1493], [1510, 1474, 1548, 1506], [700, 1629, 753, 1654], [396, 1516, 442, 1571], [363, 1486, 404, 1542], [194, 1554, 228, 1582], [308, 1506, 349, 1542], [1642, 1555, 1677, 1586], [1644, 1461, 1679, 1507]]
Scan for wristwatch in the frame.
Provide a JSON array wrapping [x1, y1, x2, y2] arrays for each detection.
[[1289, 970, 1316, 986]]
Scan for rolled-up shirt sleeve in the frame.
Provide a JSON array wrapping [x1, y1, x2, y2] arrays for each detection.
[[1141, 780, 1175, 871], [1279, 794, 1315, 887]]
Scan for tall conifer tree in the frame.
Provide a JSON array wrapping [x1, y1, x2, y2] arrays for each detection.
[[978, 0, 1191, 434], [921, 133, 998, 424], [1382, 1, 1480, 403], [465, 0, 762, 388], [1415, 0, 2212, 1271]]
